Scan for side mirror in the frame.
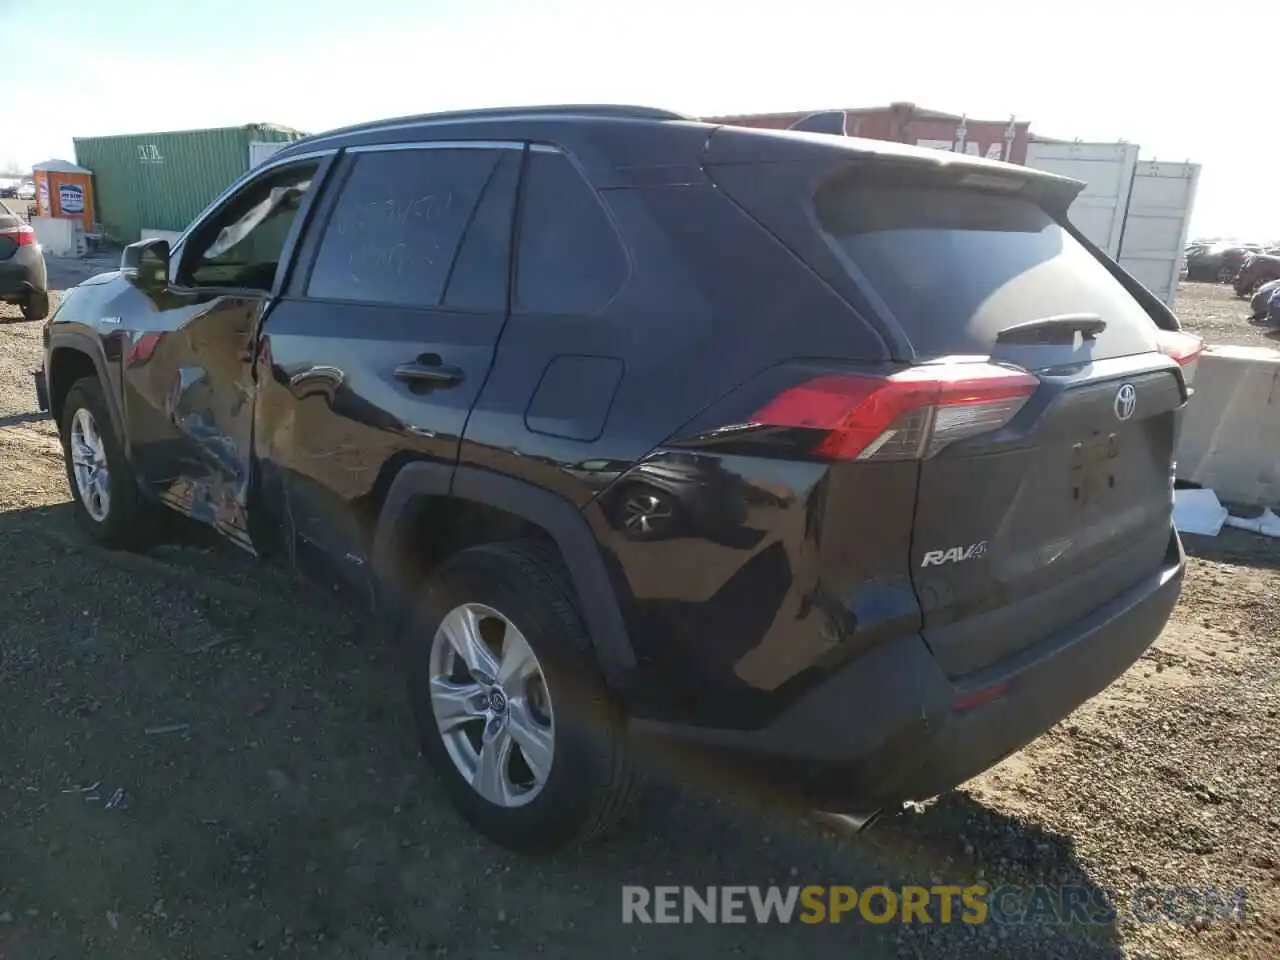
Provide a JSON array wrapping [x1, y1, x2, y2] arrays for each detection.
[[121, 238, 170, 288]]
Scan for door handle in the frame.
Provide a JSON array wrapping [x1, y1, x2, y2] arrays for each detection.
[[394, 356, 465, 387]]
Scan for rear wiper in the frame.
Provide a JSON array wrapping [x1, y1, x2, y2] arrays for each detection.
[[996, 313, 1106, 345]]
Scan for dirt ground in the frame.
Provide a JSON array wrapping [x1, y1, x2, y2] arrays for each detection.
[[0, 270, 1277, 959], [1174, 279, 1279, 349]]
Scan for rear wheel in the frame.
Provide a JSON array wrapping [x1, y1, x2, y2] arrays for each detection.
[[59, 378, 156, 548], [403, 541, 641, 852], [21, 291, 48, 322]]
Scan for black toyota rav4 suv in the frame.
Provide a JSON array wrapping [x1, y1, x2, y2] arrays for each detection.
[[38, 105, 1200, 852]]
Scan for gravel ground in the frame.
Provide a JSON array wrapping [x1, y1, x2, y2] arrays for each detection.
[[1174, 280, 1279, 349], [0, 269, 1276, 958]]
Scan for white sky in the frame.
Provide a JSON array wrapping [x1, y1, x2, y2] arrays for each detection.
[[3, 0, 1274, 239]]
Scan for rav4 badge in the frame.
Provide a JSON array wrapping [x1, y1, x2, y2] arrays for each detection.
[[921, 541, 989, 568]]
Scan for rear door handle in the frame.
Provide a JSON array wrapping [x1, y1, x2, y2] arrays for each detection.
[[394, 358, 465, 387]]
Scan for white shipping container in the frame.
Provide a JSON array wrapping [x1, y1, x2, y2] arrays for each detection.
[[249, 140, 289, 168], [1116, 161, 1200, 308], [1025, 140, 1139, 256], [1024, 139, 1199, 310]]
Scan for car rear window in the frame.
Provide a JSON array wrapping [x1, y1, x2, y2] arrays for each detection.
[[514, 150, 627, 316], [815, 182, 1158, 358]]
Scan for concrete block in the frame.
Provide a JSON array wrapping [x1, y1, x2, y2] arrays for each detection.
[[1175, 344, 1280, 506]]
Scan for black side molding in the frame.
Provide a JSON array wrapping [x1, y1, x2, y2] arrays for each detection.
[[369, 463, 637, 684], [45, 331, 130, 455]]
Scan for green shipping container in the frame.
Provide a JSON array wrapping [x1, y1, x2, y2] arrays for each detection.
[[73, 123, 305, 243]]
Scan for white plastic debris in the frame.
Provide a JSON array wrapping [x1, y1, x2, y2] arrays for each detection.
[[1173, 488, 1229, 536], [1223, 508, 1280, 538]]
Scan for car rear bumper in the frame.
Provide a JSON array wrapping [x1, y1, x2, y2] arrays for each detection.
[[631, 531, 1184, 812], [0, 246, 47, 299]]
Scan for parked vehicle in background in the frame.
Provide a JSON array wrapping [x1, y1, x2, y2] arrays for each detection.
[[0, 180, 18, 198], [1268, 285, 1280, 327], [38, 105, 1198, 853], [1234, 253, 1280, 297], [14, 178, 35, 200], [1184, 241, 1259, 282], [1249, 278, 1280, 320], [0, 211, 49, 320]]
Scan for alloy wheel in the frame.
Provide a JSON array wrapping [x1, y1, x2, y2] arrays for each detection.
[[622, 490, 674, 537], [70, 407, 110, 522], [428, 602, 555, 808]]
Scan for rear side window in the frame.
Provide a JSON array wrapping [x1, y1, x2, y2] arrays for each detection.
[[816, 181, 1158, 358], [443, 150, 520, 312], [515, 149, 627, 315], [307, 148, 501, 308]]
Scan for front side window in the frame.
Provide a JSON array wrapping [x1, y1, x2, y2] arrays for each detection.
[[181, 163, 318, 292]]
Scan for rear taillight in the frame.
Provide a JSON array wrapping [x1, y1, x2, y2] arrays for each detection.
[[0, 224, 35, 246], [750, 362, 1039, 461], [1157, 330, 1203, 387]]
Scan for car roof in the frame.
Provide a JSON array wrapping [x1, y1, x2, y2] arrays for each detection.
[[270, 103, 1081, 202], [270, 105, 712, 188]]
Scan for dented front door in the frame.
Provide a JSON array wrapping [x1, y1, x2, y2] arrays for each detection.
[[118, 156, 329, 551], [121, 288, 266, 548]]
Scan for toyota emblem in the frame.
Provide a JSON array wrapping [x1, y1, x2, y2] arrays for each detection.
[[1114, 383, 1137, 421]]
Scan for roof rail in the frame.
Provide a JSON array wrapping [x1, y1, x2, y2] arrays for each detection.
[[287, 104, 686, 150]]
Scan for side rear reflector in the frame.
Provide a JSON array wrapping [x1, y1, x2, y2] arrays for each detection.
[[751, 362, 1038, 461], [1156, 330, 1203, 387]]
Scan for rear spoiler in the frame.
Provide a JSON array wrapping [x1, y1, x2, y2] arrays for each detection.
[[702, 124, 1084, 214]]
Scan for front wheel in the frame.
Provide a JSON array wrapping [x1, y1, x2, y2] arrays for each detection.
[[403, 541, 641, 853], [59, 378, 155, 548]]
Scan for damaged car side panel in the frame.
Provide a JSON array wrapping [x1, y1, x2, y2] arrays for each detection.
[[119, 286, 268, 548], [44, 273, 134, 447], [48, 151, 336, 554]]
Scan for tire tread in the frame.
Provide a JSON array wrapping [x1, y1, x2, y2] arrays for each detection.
[[60, 376, 158, 549], [464, 539, 642, 846]]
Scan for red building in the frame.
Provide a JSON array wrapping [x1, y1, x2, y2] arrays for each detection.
[[704, 102, 1032, 165]]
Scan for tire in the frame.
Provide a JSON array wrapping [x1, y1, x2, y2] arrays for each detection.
[[59, 378, 155, 549], [21, 291, 49, 322], [402, 540, 641, 853]]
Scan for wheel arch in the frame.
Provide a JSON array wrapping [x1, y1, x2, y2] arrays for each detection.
[[371, 463, 637, 685], [47, 334, 127, 450]]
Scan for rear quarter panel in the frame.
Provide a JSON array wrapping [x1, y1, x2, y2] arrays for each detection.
[[460, 178, 901, 726]]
